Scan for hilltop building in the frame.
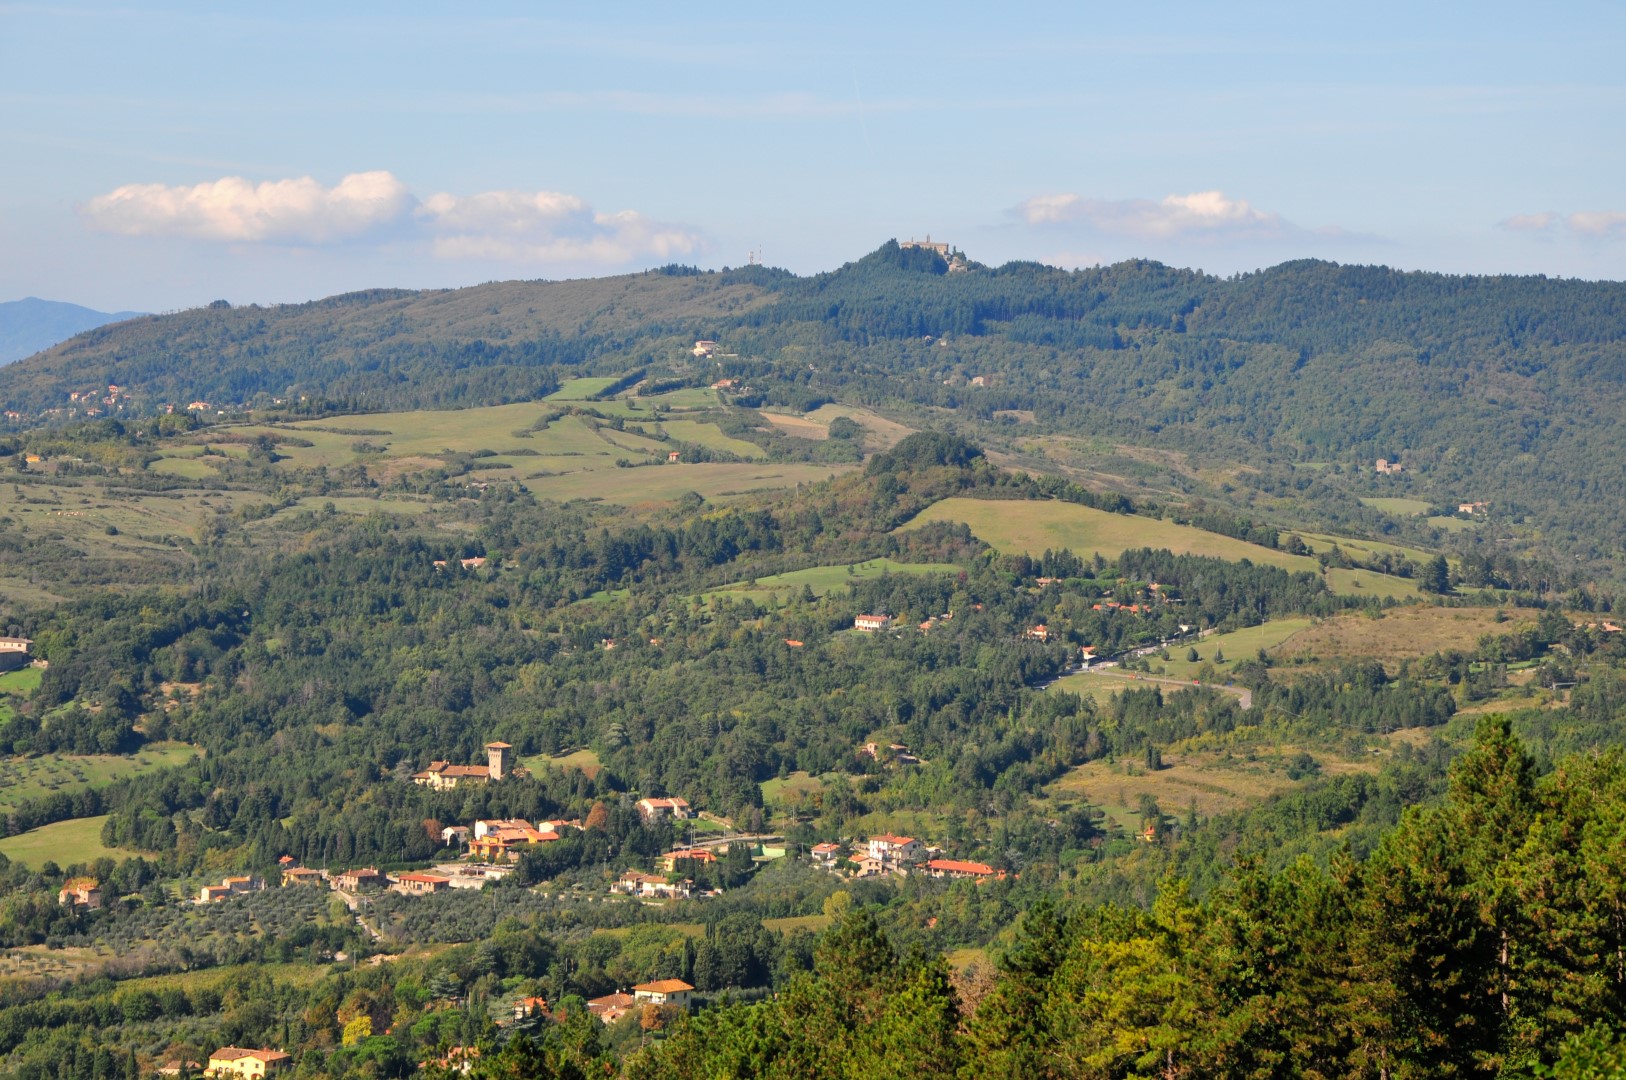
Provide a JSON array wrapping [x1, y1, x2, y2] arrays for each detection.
[[412, 742, 512, 791]]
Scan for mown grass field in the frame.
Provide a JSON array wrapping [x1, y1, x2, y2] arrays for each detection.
[[900, 498, 1320, 572], [524, 462, 853, 506], [0, 742, 199, 812], [1360, 497, 1432, 516], [1295, 531, 1436, 568], [1155, 619, 1315, 679], [760, 771, 825, 808], [522, 748, 602, 780], [1046, 670, 1136, 705], [657, 419, 764, 458], [1275, 605, 1534, 669], [712, 558, 961, 604], [1048, 744, 1376, 830], [1324, 567, 1422, 600], [547, 377, 623, 401], [0, 668, 42, 694], [0, 815, 144, 868]]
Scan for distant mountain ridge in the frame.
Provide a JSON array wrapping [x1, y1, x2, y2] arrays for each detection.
[[3, 246, 1626, 566], [0, 297, 145, 366]]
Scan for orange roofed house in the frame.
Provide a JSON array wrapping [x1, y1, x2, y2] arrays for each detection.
[[205, 1048, 291, 1078], [633, 979, 694, 1009], [923, 858, 1008, 882], [636, 797, 693, 823]]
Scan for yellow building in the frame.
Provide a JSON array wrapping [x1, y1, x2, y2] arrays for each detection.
[[205, 1048, 291, 1077]]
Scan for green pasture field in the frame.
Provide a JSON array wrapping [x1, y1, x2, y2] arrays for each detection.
[[1324, 567, 1421, 600], [0, 668, 42, 694], [586, 388, 722, 416], [0, 815, 144, 868], [0, 742, 199, 813], [711, 559, 961, 604], [762, 914, 833, 934], [760, 771, 825, 807], [658, 420, 764, 458], [900, 498, 1320, 572], [522, 748, 602, 780], [1156, 619, 1314, 678], [1360, 497, 1432, 516], [547, 377, 623, 401], [1275, 605, 1535, 669], [1295, 531, 1436, 568], [524, 462, 854, 506], [1046, 670, 1135, 706], [1428, 515, 1480, 533]]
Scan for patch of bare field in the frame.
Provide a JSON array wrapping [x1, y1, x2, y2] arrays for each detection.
[[1274, 606, 1536, 669]]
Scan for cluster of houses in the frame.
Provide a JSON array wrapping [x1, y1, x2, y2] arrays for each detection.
[[858, 741, 919, 767], [1376, 457, 1405, 475], [812, 835, 1009, 883], [197, 874, 265, 905]]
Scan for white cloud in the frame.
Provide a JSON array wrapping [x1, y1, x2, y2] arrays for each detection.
[[417, 190, 701, 263], [1567, 210, 1626, 237], [1017, 190, 1286, 239], [1499, 210, 1626, 238], [80, 172, 701, 264], [1499, 212, 1559, 232], [79, 171, 413, 243]]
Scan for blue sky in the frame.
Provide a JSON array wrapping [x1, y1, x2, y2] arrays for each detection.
[[3, 1, 1623, 310]]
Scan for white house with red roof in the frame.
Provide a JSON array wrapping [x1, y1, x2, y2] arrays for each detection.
[[867, 834, 924, 864]]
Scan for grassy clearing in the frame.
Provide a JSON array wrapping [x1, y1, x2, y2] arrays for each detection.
[[803, 404, 914, 452], [1324, 567, 1422, 600], [1360, 497, 1432, 516], [758, 412, 829, 440], [760, 771, 824, 807], [1428, 515, 1480, 533], [0, 815, 144, 868], [901, 498, 1319, 572], [1276, 605, 1534, 669], [522, 748, 602, 780], [712, 559, 961, 604], [658, 420, 763, 458], [1048, 743, 1377, 828], [525, 462, 853, 506], [762, 914, 832, 934], [1155, 619, 1314, 678], [547, 377, 622, 401], [1047, 671, 1136, 705], [1295, 531, 1436, 568], [0, 668, 42, 694], [0, 742, 199, 812]]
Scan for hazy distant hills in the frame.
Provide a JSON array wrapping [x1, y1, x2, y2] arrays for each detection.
[[0, 297, 145, 366], [3, 246, 1626, 562]]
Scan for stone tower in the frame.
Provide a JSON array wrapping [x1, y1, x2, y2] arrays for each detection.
[[486, 741, 512, 781]]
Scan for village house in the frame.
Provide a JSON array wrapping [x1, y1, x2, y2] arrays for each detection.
[[395, 871, 452, 896], [868, 834, 924, 864], [1375, 457, 1404, 475], [413, 742, 512, 791], [432, 556, 488, 570], [57, 878, 101, 909], [847, 853, 885, 878], [332, 868, 384, 893], [197, 875, 263, 905], [810, 842, 844, 867], [657, 849, 717, 874], [513, 995, 550, 1022], [469, 824, 557, 862], [853, 613, 891, 633], [587, 991, 637, 1025], [204, 1048, 291, 1078], [614, 871, 692, 900], [923, 858, 1007, 882], [418, 1047, 479, 1074], [441, 825, 471, 847], [632, 979, 694, 1009], [693, 340, 718, 358], [636, 796, 693, 823], [433, 863, 513, 889], [1458, 501, 1489, 515], [1026, 624, 1051, 642], [667, 450, 682, 463], [280, 866, 324, 887]]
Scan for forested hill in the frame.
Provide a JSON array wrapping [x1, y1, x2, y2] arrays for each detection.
[[6, 245, 1626, 558]]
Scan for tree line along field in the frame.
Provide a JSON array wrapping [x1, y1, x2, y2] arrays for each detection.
[[0, 815, 143, 868]]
